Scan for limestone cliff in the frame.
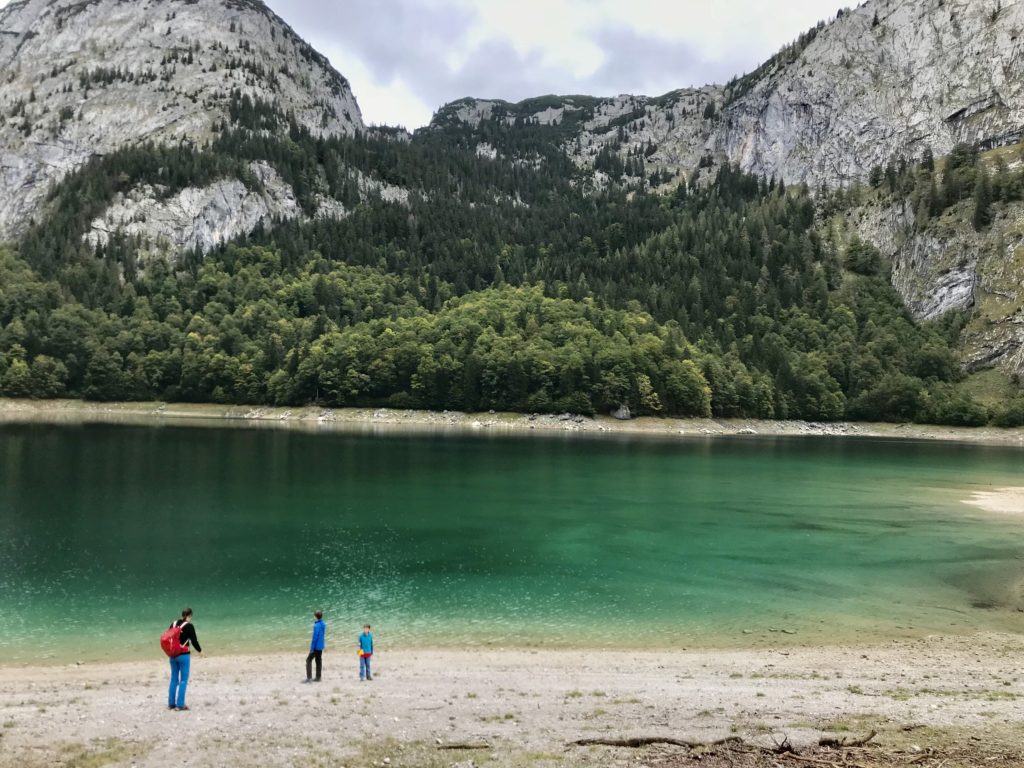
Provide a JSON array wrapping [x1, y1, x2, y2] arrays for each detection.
[[717, 0, 1024, 187], [851, 181, 1024, 379], [0, 0, 363, 241], [433, 0, 1023, 190]]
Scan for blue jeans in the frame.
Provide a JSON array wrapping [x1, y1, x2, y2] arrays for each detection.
[[168, 653, 191, 708], [360, 654, 372, 679]]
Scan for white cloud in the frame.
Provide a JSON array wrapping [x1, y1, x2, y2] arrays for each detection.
[[270, 0, 851, 129]]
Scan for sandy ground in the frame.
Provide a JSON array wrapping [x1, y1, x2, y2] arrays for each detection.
[[3, 636, 1024, 767], [2, 398, 1024, 446]]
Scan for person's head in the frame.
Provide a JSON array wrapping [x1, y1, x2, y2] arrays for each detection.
[[181, 607, 193, 620], [314, 610, 323, 620], [363, 623, 371, 633]]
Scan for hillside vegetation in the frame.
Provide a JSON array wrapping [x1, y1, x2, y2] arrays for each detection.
[[2, 98, 1022, 426]]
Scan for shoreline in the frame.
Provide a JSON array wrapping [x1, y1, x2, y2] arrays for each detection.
[[2, 397, 1024, 446], [3, 637, 1024, 767]]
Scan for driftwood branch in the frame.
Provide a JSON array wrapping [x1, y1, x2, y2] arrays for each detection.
[[437, 742, 491, 751], [818, 729, 877, 748], [569, 736, 745, 749]]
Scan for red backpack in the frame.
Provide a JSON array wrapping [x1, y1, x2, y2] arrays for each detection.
[[160, 621, 190, 657]]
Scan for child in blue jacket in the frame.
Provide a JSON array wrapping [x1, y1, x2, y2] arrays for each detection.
[[358, 624, 373, 681], [304, 610, 325, 682]]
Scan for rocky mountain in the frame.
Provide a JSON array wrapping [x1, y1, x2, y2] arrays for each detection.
[[429, 0, 1024, 380], [0, 0, 363, 244], [0, 0, 1023, 408], [433, 0, 1022, 191]]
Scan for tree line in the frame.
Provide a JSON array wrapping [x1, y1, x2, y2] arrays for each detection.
[[1, 103, 1022, 425]]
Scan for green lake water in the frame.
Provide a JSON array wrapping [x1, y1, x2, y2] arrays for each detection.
[[1, 422, 1023, 663]]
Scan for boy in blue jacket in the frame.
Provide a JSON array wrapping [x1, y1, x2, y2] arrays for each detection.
[[304, 610, 325, 682], [358, 624, 373, 681]]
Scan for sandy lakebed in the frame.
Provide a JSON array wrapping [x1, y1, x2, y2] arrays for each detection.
[[3, 637, 1024, 768]]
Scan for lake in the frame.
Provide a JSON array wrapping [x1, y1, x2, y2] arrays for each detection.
[[1, 422, 1022, 663]]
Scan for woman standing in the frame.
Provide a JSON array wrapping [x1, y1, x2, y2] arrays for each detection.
[[168, 607, 202, 711]]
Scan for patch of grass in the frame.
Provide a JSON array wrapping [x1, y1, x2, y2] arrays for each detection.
[[959, 368, 1018, 409], [466, 692, 478, 699], [519, 751, 566, 764], [565, 690, 584, 699], [847, 685, 866, 695], [58, 738, 139, 768], [884, 687, 1020, 702], [982, 690, 1020, 701], [883, 687, 912, 701], [981, 141, 1024, 170], [480, 711, 518, 723], [352, 739, 467, 768]]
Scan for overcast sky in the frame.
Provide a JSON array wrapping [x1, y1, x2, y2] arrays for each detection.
[[0, 0, 854, 128], [266, 0, 852, 129]]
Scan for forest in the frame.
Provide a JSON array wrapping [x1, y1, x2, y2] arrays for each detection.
[[2, 99, 1023, 426]]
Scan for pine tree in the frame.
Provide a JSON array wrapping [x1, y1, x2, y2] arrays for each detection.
[[973, 168, 993, 230]]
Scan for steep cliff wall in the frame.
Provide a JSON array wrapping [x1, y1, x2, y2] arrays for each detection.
[[0, 0, 363, 241]]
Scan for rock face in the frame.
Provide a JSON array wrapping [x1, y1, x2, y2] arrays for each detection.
[[84, 161, 303, 256], [432, 90, 722, 184], [0, 0, 363, 241], [433, 0, 1024, 190], [717, 0, 1024, 188], [851, 191, 1024, 378]]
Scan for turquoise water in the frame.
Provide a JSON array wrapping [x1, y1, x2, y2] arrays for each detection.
[[1, 423, 1022, 663]]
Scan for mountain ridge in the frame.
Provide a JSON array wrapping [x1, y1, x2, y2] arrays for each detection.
[[0, 0, 363, 242], [429, 0, 1023, 189], [0, 0, 1023, 422]]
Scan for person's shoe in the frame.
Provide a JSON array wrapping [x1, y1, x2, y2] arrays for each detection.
[[313, 678, 322, 683], [176, 705, 190, 711], [167, 705, 176, 710], [302, 678, 312, 683], [366, 676, 373, 681]]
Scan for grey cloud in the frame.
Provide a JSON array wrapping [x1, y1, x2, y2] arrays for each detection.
[[274, 0, 475, 86], [265, 1, 800, 125], [583, 26, 746, 95]]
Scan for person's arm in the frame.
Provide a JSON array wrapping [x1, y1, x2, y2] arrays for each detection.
[[182, 623, 202, 653]]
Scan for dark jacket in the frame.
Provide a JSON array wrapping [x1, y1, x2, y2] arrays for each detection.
[[171, 619, 202, 653]]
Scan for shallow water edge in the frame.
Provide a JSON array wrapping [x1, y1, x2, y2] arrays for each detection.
[[2, 397, 1024, 446]]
